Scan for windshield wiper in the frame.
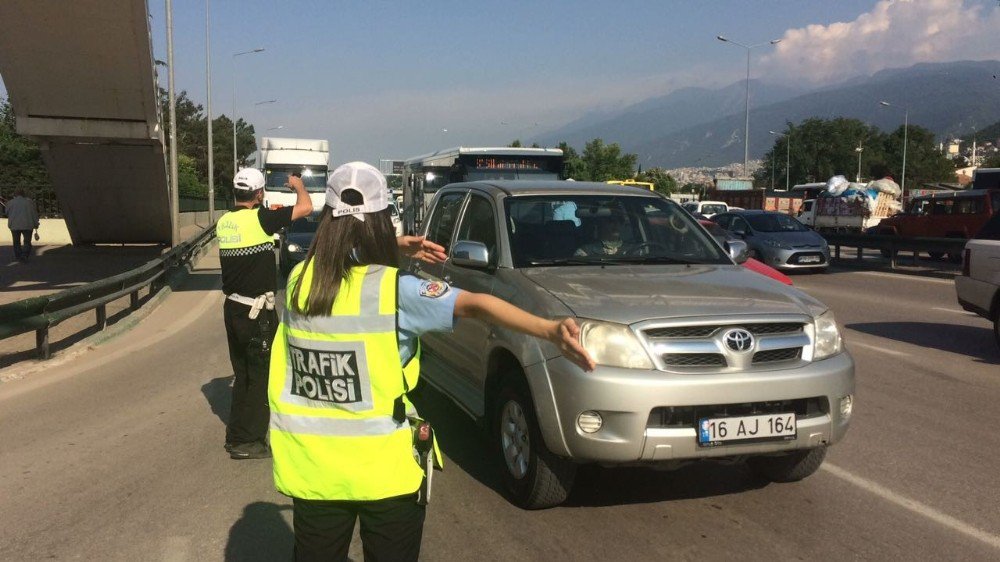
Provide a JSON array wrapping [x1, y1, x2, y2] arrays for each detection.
[[526, 257, 624, 266]]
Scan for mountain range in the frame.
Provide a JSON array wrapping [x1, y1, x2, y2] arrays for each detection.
[[532, 60, 1000, 169]]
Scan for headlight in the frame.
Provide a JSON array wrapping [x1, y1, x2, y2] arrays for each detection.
[[579, 320, 653, 369], [286, 243, 304, 253], [813, 310, 843, 360], [764, 239, 791, 250]]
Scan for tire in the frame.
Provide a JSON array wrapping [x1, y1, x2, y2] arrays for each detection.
[[993, 312, 999, 350], [494, 378, 576, 509], [928, 251, 944, 260], [947, 252, 963, 264], [748, 446, 827, 483], [879, 249, 892, 258]]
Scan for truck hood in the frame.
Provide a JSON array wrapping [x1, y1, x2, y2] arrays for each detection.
[[520, 264, 826, 324]]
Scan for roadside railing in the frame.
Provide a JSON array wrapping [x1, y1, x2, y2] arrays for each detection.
[[0, 225, 216, 360], [821, 232, 967, 269]]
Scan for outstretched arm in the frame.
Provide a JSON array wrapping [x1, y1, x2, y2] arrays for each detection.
[[454, 292, 595, 372], [286, 175, 314, 220]]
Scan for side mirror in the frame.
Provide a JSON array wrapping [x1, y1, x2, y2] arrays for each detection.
[[725, 239, 749, 264], [451, 240, 490, 269]]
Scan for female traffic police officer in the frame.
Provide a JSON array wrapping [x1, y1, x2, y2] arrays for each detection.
[[268, 162, 596, 561]]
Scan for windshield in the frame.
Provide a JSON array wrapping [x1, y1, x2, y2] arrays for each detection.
[[265, 167, 328, 193], [745, 213, 809, 232], [505, 195, 730, 267], [701, 204, 727, 215]]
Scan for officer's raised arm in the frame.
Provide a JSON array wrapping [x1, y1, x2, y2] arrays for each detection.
[[286, 174, 314, 220]]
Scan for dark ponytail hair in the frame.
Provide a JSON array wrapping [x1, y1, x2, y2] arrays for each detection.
[[290, 202, 399, 316]]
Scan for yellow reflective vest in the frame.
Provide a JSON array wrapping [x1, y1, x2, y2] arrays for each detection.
[[216, 207, 273, 254], [269, 261, 427, 501]]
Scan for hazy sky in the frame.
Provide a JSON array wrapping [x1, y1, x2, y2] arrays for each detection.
[[3, 0, 999, 164]]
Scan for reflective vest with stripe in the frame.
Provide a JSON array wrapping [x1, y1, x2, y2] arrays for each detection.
[[268, 261, 425, 501], [216, 207, 273, 257]]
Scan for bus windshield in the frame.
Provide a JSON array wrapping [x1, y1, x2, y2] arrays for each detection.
[[265, 167, 328, 193]]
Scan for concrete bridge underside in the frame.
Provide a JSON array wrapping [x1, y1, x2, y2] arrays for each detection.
[[0, 0, 172, 244]]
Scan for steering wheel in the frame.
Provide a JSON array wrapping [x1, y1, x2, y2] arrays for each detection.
[[668, 214, 690, 233], [624, 241, 671, 256]]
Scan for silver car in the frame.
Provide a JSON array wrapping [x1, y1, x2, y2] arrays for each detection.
[[413, 182, 854, 509], [713, 210, 831, 271]]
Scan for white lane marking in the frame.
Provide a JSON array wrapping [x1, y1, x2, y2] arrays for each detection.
[[931, 307, 977, 316], [853, 271, 955, 285], [847, 341, 907, 357], [822, 463, 1000, 550]]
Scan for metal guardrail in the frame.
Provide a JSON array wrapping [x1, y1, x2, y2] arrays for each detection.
[[821, 233, 967, 269], [0, 225, 217, 359]]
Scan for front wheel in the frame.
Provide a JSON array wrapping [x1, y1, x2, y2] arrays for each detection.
[[748, 446, 827, 483], [494, 380, 576, 509]]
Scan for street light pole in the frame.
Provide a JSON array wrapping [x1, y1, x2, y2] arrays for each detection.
[[855, 142, 864, 183], [879, 101, 908, 197], [232, 48, 265, 175], [165, 0, 179, 246], [253, 99, 277, 166], [717, 35, 781, 179], [205, 0, 214, 219]]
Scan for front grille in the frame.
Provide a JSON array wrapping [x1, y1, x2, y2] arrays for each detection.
[[662, 353, 726, 367], [647, 397, 828, 428], [646, 326, 718, 338], [753, 347, 802, 364], [644, 322, 803, 339]]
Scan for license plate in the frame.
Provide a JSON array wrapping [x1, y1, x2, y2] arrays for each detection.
[[698, 413, 796, 447], [798, 255, 821, 263]]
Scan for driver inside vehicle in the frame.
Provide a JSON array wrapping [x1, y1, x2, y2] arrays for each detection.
[[575, 216, 639, 256]]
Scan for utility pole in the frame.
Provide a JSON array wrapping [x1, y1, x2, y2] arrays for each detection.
[[205, 0, 214, 219], [166, 0, 179, 246]]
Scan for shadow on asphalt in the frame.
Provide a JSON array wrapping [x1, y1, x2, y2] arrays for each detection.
[[225, 501, 294, 562], [0, 243, 161, 291], [172, 270, 222, 292], [848, 321, 999, 365], [411, 382, 770, 508], [201, 375, 233, 427]]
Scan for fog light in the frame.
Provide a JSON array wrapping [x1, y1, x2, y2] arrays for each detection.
[[840, 395, 854, 419], [577, 411, 603, 434]]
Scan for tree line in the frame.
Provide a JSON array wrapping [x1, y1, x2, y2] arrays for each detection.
[[754, 117, 958, 189]]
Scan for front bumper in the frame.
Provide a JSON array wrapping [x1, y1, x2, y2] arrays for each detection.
[[761, 246, 831, 270], [527, 351, 854, 463]]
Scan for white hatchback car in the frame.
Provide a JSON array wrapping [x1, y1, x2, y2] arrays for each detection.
[[956, 212, 1000, 347], [682, 200, 729, 218]]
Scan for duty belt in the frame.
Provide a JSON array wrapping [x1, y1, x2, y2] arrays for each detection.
[[227, 291, 275, 320]]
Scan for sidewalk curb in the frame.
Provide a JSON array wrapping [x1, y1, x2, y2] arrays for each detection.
[[0, 240, 219, 383]]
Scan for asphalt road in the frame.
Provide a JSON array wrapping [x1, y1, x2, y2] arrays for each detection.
[[1, 260, 998, 561]]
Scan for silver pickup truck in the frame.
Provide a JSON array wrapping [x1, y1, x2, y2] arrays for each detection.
[[413, 181, 854, 509]]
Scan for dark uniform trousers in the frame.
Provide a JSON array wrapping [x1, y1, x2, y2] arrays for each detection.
[[224, 299, 277, 445], [292, 493, 425, 562]]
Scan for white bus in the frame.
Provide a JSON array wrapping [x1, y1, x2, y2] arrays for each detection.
[[401, 146, 563, 233]]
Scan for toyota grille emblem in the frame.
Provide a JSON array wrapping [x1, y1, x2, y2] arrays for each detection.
[[723, 328, 754, 353]]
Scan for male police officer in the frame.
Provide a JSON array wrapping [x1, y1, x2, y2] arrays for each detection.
[[218, 168, 313, 459]]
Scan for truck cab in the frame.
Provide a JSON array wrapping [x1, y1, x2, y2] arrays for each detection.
[[260, 138, 329, 223]]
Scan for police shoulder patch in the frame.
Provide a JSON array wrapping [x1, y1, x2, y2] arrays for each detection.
[[419, 280, 451, 299]]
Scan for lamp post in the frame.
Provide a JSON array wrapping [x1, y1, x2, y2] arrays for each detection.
[[165, 0, 179, 246], [855, 141, 864, 183], [769, 130, 790, 191], [252, 99, 277, 166], [717, 35, 782, 178], [879, 100, 908, 196], [205, 0, 214, 218], [232, 47, 265, 175]]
